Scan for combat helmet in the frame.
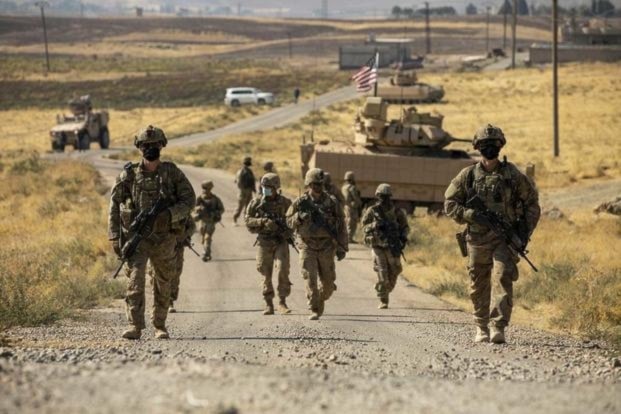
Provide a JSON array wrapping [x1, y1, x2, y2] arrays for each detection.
[[263, 161, 274, 172], [344, 171, 355, 182], [375, 183, 392, 197], [201, 180, 214, 190], [243, 156, 252, 166], [304, 168, 325, 186], [134, 125, 167, 148], [472, 124, 506, 149], [260, 173, 281, 189]]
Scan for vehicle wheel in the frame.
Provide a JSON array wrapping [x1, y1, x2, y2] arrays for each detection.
[[78, 132, 91, 151], [231, 99, 240, 107], [52, 134, 66, 152], [99, 128, 110, 149], [257, 98, 266, 105]]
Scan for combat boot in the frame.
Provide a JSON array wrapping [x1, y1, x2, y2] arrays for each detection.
[[278, 298, 291, 314], [317, 299, 325, 317], [474, 326, 490, 343], [490, 326, 506, 344], [263, 298, 274, 315], [154, 327, 170, 339], [122, 326, 141, 340], [378, 297, 389, 309], [202, 253, 211, 262], [169, 302, 176, 313], [308, 312, 320, 320]]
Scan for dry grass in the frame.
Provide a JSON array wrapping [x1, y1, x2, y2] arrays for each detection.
[[0, 151, 124, 329]]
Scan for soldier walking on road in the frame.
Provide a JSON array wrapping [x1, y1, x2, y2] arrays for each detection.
[[287, 168, 348, 320], [245, 173, 293, 315], [108, 125, 196, 340], [193, 181, 225, 262], [444, 124, 540, 344], [168, 217, 197, 313], [361, 184, 409, 309], [233, 156, 256, 224], [341, 171, 363, 243]]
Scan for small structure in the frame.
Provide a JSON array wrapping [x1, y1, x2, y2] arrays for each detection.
[[339, 35, 415, 69]]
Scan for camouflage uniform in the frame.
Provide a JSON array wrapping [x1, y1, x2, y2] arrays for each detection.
[[341, 171, 363, 242], [245, 173, 293, 315], [194, 181, 224, 262], [233, 157, 256, 223], [361, 184, 409, 308], [287, 168, 348, 320], [595, 197, 621, 216], [108, 125, 196, 339], [444, 124, 540, 343]]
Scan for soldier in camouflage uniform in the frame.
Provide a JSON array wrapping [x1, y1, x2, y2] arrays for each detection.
[[245, 173, 293, 315], [108, 125, 196, 340], [168, 217, 197, 313], [341, 171, 363, 243], [233, 156, 256, 224], [193, 180, 224, 262], [595, 197, 621, 216], [324, 172, 346, 208], [444, 124, 540, 344], [361, 184, 409, 309], [287, 168, 348, 320]]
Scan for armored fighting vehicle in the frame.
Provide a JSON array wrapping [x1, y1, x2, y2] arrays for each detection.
[[376, 70, 444, 104], [49, 95, 110, 151], [300, 97, 475, 213]]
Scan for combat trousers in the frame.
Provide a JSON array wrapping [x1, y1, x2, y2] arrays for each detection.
[[125, 235, 177, 329], [467, 231, 519, 329], [200, 221, 216, 258], [299, 246, 337, 313], [344, 207, 359, 242], [372, 247, 402, 301], [233, 189, 253, 221], [171, 244, 184, 302], [256, 240, 291, 300]]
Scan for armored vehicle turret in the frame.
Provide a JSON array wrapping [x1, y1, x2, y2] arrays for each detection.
[[300, 97, 475, 213], [49, 95, 110, 152], [376, 70, 444, 104]]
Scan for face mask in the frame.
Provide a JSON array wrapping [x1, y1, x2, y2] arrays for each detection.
[[262, 186, 273, 197], [479, 145, 500, 160], [142, 146, 160, 161]]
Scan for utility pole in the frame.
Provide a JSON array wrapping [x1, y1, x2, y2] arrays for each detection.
[[486, 6, 491, 55], [425, 2, 431, 54], [35, 1, 50, 74], [552, 0, 559, 157], [503, 1, 508, 49], [511, 0, 517, 68]]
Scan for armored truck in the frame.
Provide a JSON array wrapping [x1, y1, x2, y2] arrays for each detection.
[[49, 95, 110, 151], [376, 70, 444, 104]]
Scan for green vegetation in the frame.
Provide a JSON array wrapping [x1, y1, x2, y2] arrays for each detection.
[[0, 151, 124, 329]]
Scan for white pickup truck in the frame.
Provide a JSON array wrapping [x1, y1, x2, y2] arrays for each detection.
[[224, 87, 275, 107]]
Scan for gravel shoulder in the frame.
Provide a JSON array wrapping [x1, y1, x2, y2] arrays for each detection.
[[1, 160, 620, 414]]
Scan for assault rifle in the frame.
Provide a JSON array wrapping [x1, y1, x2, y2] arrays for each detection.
[[181, 237, 201, 257], [112, 197, 171, 279], [373, 207, 407, 262], [298, 197, 348, 253], [466, 195, 538, 272], [263, 211, 299, 254]]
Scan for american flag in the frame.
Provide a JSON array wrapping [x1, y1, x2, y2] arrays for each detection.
[[351, 53, 378, 93]]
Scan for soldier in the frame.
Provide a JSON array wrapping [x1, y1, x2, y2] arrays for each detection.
[[245, 173, 293, 315], [108, 125, 196, 340], [595, 196, 621, 216], [324, 172, 346, 207], [341, 171, 363, 242], [233, 156, 256, 224], [361, 184, 409, 309], [444, 124, 540, 344], [194, 180, 225, 262], [287, 168, 348, 320]]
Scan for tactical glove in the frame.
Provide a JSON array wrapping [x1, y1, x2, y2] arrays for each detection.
[[110, 239, 121, 257], [262, 218, 279, 232]]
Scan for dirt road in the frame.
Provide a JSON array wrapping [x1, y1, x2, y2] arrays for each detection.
[[2, 154, 620, 413]]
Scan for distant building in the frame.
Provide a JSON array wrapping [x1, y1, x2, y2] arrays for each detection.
[[339, 36, 414, 69]]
